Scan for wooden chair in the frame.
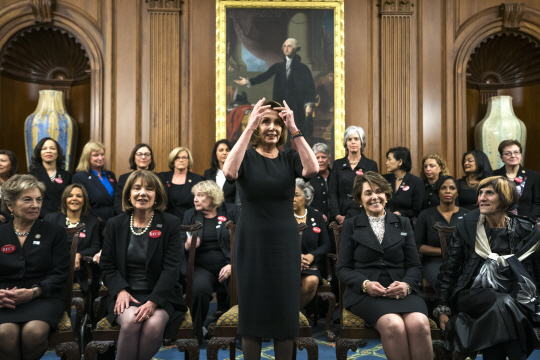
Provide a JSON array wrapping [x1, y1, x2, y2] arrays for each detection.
[[206, 221, 319, 360], [328, 221, 449, 360], [83, 222, 202, 360], [48, 224, 86, 360]]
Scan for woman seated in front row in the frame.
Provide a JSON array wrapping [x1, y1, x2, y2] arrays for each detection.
[[294, 178, 331, 309], [336, 171, 432, 360], [437, 176, 540, 359], [181, 180, 239, 343], [100, 170, 187, 360], [0, 175, 69, 360], [414, 175, 469, 296], [44, 184, 100, 293]]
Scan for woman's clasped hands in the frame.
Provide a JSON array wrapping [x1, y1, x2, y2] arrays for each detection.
[[364, 280, 409, 299]]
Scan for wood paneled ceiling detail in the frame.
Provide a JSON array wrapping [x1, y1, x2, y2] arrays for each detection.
[[467, 33, 540, 89], [0, 27, 90, 84]]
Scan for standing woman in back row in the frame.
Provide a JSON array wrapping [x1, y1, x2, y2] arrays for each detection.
[[223, 98, 318, 360], [29, 137, 72, 218], [329, 126, 378, 224], [72, 141, 117, 227]]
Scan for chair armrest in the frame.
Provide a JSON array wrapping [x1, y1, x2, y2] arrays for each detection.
[[82, 256, 95, 285], [93, 296, 107, 320], [72, 296, 85, 335]]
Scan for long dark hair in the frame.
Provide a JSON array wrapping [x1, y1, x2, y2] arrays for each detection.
[[210, 139, 232, 174], [462, 150, 493, 180], [30, 137, 65, 170], [128, 143, 155, 171]]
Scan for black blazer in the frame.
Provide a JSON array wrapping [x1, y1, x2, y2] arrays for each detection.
[[29, 165, 72, 218], [302, 207, 331, 269], [335, 211, 423, 309], [421, 179, 439, 211], [100, 212, 186, 314], [43, 212, 100, 257], [494, 165, 540, 220], [181, 203, 240, 274], [309, 174, 330, 218], [158, 171, 204, 221], [72, 170, 117, 222], [383, 172, 424, 219], [329, 156, 379, 220], [0, 220, 69, 301], [203, 169, 236, 204]]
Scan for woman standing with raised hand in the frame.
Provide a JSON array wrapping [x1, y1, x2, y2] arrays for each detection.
[[223, 98, 318, 360]]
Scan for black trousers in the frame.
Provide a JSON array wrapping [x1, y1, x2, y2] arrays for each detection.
[[192, 263, 230, 343]]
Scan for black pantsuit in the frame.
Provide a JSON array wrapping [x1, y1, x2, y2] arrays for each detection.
[[100, 211, 187, 338], [383, 172, 424, 219], [158, 171, 204, 221], [29, 165, 72, 218], [0, 220, 69, 329], [182, 203, 239, 342], [43, 212, 101, 292], [72, 170, 117, 222]]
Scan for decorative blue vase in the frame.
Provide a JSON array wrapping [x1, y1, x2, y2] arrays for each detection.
[[24, 90, 78, 171]]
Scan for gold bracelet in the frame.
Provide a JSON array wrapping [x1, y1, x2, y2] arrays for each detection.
[[362, 280, 370, 293]]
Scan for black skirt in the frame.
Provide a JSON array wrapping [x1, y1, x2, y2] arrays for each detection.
[[444, 288, 538, 355], [0, 297, 66, 330], [301, 267, 323, 285]]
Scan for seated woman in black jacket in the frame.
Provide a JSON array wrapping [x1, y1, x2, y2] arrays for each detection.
[[457, 150, 493, 210], [203, 139, 236, 204], [294, 179, 331, 309], [44, 184, 100, 293], [101, 170, 186, 360], [72, 141, 117, 224], [29, 137, 72, 218], [329, 126, 378, 224], [181, 180, 239, 343], [336, 171, 432, 360], [383, 146, 424, 220], [493, 139, 540, 221], [114, 143, 156, 215], [159, 147, 203, 221], [437, 176, 540, 359], [414, 176, 469, 295]]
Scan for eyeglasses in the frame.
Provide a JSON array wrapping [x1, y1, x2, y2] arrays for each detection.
[[135, 153, 151, 158], [176, 156, 189, 161], [502, 151, 521, 157]]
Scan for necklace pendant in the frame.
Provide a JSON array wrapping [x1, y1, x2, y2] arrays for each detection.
[[137, 228, 143, 234]]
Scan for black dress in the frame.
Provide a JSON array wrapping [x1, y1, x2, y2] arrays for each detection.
[[29, 165, 72, 218], [457, 177, 478, 210], [414, 206, 469, 292], [235, 148, 304, 338], [0, 220, 69, 329]]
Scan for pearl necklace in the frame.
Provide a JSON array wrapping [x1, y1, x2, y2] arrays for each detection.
[[66, 218, 80, 228], [294, 209, 308, 219], [130, 212, 154, 236], [14, 229, 30, 236]]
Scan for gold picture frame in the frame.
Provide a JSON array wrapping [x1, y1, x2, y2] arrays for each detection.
[[216, 0, 345, 159]]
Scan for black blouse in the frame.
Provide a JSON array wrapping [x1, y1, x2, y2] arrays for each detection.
[[328, 155, 378, 219], [457, 177, 478, 210], [414, 206, 470, 250]]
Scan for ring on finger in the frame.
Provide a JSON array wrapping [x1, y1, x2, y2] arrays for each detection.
[[146, 314, 150, 319]]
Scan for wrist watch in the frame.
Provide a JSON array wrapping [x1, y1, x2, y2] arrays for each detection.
[[32, 287, 38, 299], [405, 283, 411, 295]]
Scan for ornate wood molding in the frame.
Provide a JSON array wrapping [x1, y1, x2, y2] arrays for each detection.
[[30, 0, 56, 24], [499, 3, 525, 30], [146, 0, 182, 10], [148, 6, 181, 171], [379, 2, 413, 151]]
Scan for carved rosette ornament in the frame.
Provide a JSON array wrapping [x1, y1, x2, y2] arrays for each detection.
[[30, 0, 56, 24], [499, 3, 525, 30]]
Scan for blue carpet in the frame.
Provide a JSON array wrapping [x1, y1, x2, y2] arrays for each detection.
[[41, 302, 540, 359]]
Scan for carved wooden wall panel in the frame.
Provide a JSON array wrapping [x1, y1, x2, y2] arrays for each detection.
[[380, 3, 414, 158], [148, 4, 181, 172]]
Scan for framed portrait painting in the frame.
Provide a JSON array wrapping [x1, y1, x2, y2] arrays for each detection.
[[216, 0, 345, 159]]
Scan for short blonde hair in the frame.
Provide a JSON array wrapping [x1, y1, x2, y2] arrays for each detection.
[[76, 141, 105, 172], [168, 147, 194, 170], [477, 176, 519, 211], [191, 180, 224, 208], [420, 153, 450, 180], [352, 171, 393, 207], [249, 101, 288, 148], [1, 174, 46, 214], [122, 170, 167, 212]]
